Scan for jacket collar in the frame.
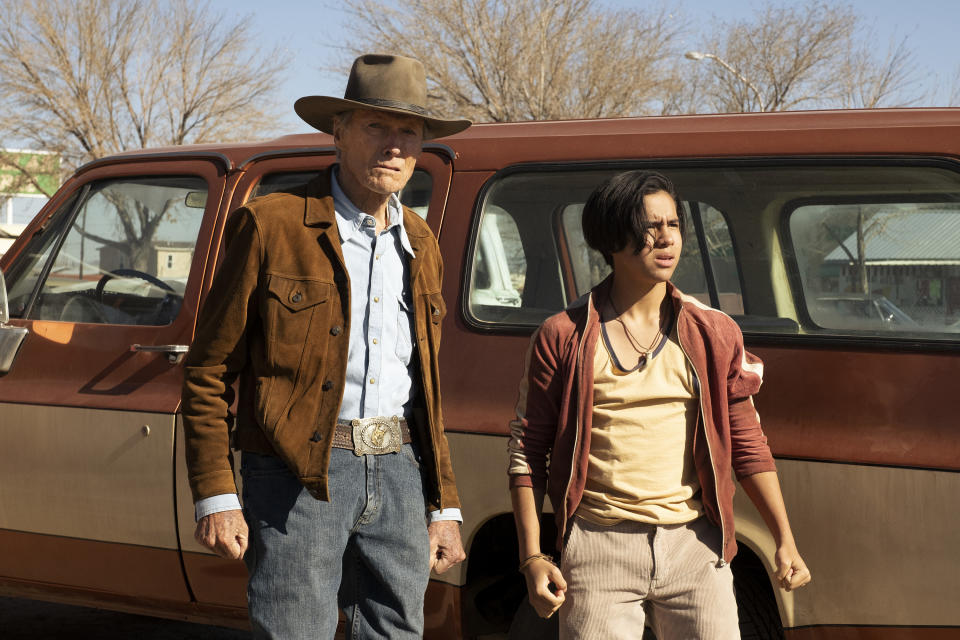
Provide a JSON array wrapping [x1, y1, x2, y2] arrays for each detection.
[[303, 166, 338, 227], [586, 275, 686, 330], [302, 164, 433, 282]]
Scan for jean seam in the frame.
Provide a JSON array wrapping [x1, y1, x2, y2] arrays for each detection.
[[350, 552, 363, 640]]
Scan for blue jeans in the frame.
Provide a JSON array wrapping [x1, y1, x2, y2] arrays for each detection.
[[241, 445, 430, 640]]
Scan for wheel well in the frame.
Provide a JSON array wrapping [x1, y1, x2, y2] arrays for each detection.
[[460, 517, 783, 639], [731, 543, 785, 640], [461, 512, 558, 637]]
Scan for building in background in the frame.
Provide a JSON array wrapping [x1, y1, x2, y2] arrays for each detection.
[[0, 149, 60, 257]]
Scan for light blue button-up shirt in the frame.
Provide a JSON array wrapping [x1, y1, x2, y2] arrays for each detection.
[[196, 169, 460, 523], [331, 169, 417, 422]]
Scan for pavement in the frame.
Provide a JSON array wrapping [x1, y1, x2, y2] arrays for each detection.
[[0, 597, 252, 639]]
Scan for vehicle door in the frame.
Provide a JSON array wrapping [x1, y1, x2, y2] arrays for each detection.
[[0, 157, 225, 602], [175, 147, 454, 608]]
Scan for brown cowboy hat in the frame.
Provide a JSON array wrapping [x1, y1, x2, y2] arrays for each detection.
[[295, 54, 471, 140]]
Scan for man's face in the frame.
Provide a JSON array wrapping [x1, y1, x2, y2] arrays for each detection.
[[334, 109, 424, 199]]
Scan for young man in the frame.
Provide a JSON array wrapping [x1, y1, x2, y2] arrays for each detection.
[[508, 171, 810, 638], [182, 54, 470, 639]]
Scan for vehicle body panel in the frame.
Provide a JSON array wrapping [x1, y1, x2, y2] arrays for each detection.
[[1, 109, 958, 637]]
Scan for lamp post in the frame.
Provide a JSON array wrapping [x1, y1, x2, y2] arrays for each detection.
[[685, 50, 767, 112]]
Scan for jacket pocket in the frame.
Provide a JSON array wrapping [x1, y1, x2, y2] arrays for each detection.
[[260, 275, 335, 430], [265, 274, 332, 315], [263, 275, 334, 350]]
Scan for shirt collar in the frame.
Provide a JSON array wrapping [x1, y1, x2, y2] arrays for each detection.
[[331, 167, 415, 257]]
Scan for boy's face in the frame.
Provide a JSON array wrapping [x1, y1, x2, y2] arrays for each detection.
[[611, 190, 682, 286]]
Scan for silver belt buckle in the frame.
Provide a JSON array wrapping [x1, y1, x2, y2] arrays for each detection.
[[351, 416, 402, 456]]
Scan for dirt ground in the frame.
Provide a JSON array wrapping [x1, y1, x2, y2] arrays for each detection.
[[0, 596, 252, 640]]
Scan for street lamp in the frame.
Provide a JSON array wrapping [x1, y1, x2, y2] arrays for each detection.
[[685, 50, 767, 112]]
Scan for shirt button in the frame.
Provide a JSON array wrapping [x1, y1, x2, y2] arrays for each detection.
[[372, 338, 378, 345], [375, 255, 381, 260], [291, 292, 302, 303], [310, 431, 322, 442], [373, 296, 380, 303], [331, 325, 342, 336], [322, 380, 333, 391], [369, 378, 376, 384]]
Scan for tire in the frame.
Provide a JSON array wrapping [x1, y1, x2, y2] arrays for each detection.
[[732, 554, 784, 640], [507, 599, 558, 640]]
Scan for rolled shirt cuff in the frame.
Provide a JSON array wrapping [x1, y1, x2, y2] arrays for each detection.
[[195, 493, 242, 521], [196, 495, 461, 524], [428, 507, 463, 523]]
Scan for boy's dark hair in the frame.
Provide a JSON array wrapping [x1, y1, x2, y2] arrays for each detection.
[[581, 170, 686, 267]]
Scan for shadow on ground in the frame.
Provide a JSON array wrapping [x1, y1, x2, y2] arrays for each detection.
[[0, 597, 251, 639]]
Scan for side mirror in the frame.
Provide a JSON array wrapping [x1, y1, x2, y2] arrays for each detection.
[[0, 271, 29, 374]]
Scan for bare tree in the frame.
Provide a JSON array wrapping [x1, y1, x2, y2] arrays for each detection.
[[947, 65, 960, 106], [0, 0, 288, 264], [686, 1, 922, 113], [341, 0, 685, 122], [0, 0, 289, 192]]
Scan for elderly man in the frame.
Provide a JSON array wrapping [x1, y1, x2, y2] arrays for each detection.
[[181, 54, 471, 639]]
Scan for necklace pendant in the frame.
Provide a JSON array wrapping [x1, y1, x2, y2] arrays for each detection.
[[637, 353, 648, 370]]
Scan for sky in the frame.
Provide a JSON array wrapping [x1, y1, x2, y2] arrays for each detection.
[[209, 0, 960, 135]]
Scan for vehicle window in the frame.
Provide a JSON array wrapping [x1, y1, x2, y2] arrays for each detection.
[[4, 194, 78, 318], [695, 203, 743, 314], [5, 177, 207, 325], [466, 169, 739, 328], [252, 169, 432, 219], [468, 163, 960, 340], [791, 201, 960, 335], [468, 206, 525, 318]]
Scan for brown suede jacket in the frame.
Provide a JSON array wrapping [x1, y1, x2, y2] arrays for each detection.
[[181, 167, 459, 511]]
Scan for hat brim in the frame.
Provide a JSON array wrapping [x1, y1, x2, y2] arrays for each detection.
[[294, 96, 471, 140]]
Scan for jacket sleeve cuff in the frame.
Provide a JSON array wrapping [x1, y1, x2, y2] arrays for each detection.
[[195, 493, 242, 521], [733, 459, 779, 480], [509, 474, 535, 489], [190, 469, 239, 504]]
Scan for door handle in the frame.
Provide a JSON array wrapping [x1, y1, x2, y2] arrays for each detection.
[[130, 344, 189, 364]]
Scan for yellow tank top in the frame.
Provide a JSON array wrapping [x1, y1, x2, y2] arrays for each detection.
[[577, 325, 703, 526]]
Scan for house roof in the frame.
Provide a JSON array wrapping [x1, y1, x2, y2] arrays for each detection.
[[825, 210, 960, 265]]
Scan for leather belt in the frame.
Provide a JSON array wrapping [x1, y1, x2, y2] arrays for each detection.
[[333, 416, 411, 456]]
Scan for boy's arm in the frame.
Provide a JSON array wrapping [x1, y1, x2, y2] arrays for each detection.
[[739, 471, 812, 592], [508, 323, 567, 617], [510, 485, 566, 618]]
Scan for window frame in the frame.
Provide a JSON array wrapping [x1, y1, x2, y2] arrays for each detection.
[[11, 175, 210, 326], [461, 160, 741, 334], [462, 157, 960, 352]]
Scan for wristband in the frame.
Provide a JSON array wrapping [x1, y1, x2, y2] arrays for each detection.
[[518, 552, 555, 572]]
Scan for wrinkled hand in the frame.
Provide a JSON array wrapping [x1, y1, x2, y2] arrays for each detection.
[[523, 558, 567, 618], [775, 543, 811, 592], [194, 509, 248, 560], [428, 520, 466, 574]]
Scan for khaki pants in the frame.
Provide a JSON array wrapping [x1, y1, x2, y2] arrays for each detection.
[[559, 515, 740, 640]]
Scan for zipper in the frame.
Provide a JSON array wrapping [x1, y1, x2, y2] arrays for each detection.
[[675, 304, 728, 568], [561, 292, 591, 539]]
